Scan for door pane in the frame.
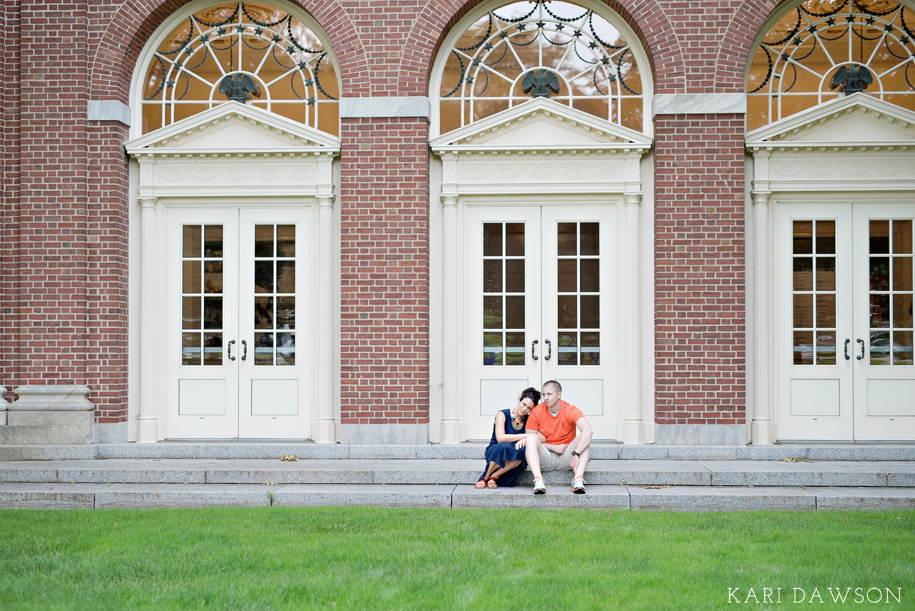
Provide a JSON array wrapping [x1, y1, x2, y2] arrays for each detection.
[[181, 224, 223, 366], [556, 221, 601, 366], [482, 223, 525, 367], [252, 225, 296, 367], [792, 220, 835, 366], [871, 219, 915, 366]]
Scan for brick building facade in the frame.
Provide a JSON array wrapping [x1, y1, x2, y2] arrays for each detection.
[[2, 0, 914, 445]]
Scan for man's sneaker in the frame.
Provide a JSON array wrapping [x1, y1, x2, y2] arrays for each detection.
[[571, 476, 586, 494], [533, 477, 547, 494]]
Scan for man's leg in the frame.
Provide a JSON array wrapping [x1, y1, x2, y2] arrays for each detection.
[[525, 435, 543, 480], [573, 446, 591, 479]]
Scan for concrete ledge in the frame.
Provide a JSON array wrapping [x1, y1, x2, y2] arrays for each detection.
[[11, 385, 94, 411], [274, 484, 454, 508], [629, 486, 815, 511], [709, 461, 902, 487], [88, 100, 131, 126], [0, 483, 102, 509], [453, 484, 629, 510], [340, 424, 429, 445], [0, 426, 91, 445], [339, 97, 430, 119], [656, 425, 745, 446], [808, 487, 915, 510], [653, 93, 746, 116], [95, 484, 276, 509], [0, 445, 97, 461]]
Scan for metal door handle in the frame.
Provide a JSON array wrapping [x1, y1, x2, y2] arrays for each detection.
[[531, 339, 539, 361], [228, 339, 236, 361], [843, 338, 850, 361], [544, 339, 552, 361], [241, 339, 248, 361], [856, 338, 865, 361]]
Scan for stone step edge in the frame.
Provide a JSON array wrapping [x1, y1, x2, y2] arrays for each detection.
[[1, 460, 912, 487], [2, 443, 915, 462], [1, 483, 914, 512]]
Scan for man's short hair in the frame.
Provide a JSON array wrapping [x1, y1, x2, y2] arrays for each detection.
[[542, 380, 562, 393]]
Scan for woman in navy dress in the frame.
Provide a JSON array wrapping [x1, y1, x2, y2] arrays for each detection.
[[476, 387, 541, 488]]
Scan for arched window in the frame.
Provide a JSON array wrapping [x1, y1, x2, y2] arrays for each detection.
[[435, 0, 648, 135], [748, 0, 915, 131], [138, 1, 339, 135]]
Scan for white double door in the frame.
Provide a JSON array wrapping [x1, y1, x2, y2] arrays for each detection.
[[167, 207, 313, 439], [778, 203, 915, 441], [467, 204, 618, 440]]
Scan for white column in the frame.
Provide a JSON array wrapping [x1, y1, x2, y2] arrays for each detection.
[[751, 190, 775, 444], [623, 192, 643, 444], [440, 193, 461, 443], [314, 194, 336, 443], [137, 195, 158, 443]]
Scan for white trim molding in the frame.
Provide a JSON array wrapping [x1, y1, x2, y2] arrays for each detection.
[[125, 102, 340, 442], [339, 97, 431, 119], [653, 93, 746, 116]]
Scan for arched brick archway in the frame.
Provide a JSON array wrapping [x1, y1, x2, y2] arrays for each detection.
[[399, 0, 685, 97], [88, 0, 365, 103], [713, 0, 794, 92]]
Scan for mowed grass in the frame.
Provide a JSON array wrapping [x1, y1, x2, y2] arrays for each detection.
[[0, 507, 913, 610]]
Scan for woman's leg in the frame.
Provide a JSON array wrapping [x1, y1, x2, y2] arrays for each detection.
[[489, 460, 521, 482], [482, 461, 500, 480]]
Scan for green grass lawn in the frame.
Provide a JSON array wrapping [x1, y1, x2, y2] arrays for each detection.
[[0, 507, 913, 610]]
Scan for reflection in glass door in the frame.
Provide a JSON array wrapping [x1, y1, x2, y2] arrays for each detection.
[[468, 205, 617, 440]]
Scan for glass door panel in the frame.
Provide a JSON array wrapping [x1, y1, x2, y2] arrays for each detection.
[[777, 206, 853, 441], [468, 207, 542, 439], [239, 210, 311, 439], [167, 209, 239, 439], [854, 209, 915, 440]]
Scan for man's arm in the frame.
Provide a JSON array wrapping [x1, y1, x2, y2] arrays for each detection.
[[568, 417, 593, 472], [572, 417, 593, 454]]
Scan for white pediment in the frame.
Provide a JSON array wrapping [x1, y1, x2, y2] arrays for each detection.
[[430, 97, 652, 153], [747, 93, 915, 148], [125, 101, 340, 155]]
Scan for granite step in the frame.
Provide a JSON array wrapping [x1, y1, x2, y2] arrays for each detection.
[[1, 482, 914, 512], [3, 443, 915, 462], [1, 458, 913, 488]]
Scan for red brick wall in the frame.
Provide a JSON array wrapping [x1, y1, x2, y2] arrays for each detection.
[[1, 0, 799, 431], [339, 118, 430, 424], [17, 2, 91, 386], [653, 114, 747, 426]]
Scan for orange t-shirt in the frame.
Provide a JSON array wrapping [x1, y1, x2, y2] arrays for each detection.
[[525, 400, 583, 445]]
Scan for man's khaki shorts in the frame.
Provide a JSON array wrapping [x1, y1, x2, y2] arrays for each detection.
[[536, 437, 580, 472]]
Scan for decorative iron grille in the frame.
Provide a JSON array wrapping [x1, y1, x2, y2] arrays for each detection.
[[748, 0, 915, 130], [141, 1, 338, 135], [438, 0, 645, 134]]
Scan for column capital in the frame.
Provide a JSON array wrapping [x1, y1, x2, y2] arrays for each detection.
[[138, 195, 157, 209], [752, 190, 771, 206], [624, 192, 642, 206], [441, 192, 459, 207]]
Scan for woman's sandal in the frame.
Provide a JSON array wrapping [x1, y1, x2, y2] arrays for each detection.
[[475, 479, 487, 489], [486, 478, 498, 489]]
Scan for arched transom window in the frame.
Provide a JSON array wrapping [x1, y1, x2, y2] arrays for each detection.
[[140, 1, 339, 135], [748, 0, 915, 131], [437, 0, 646, 135]]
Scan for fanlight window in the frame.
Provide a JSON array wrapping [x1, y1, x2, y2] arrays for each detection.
[[748, 0, 915, 131], [438, 0, 644, 134], [141, 1, 339, 135]]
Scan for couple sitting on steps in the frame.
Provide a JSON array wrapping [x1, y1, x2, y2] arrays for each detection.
[[475, 380, 592, 495]]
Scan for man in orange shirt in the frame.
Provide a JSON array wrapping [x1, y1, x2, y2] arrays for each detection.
[[524, 380, 593, 494]]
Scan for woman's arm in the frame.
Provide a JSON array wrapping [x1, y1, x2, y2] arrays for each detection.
[[494, 411, 527, 443]]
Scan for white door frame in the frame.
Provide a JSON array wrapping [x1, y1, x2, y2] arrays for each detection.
[[125, 103, 340, 442], [748, 94, 915, 443], [430, 98, 652, 443]]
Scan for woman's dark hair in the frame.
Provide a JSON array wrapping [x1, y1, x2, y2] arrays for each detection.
[[519, 387, 541, 406]]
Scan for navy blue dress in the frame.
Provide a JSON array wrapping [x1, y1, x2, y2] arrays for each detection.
[[478, 408, 527, 487]]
